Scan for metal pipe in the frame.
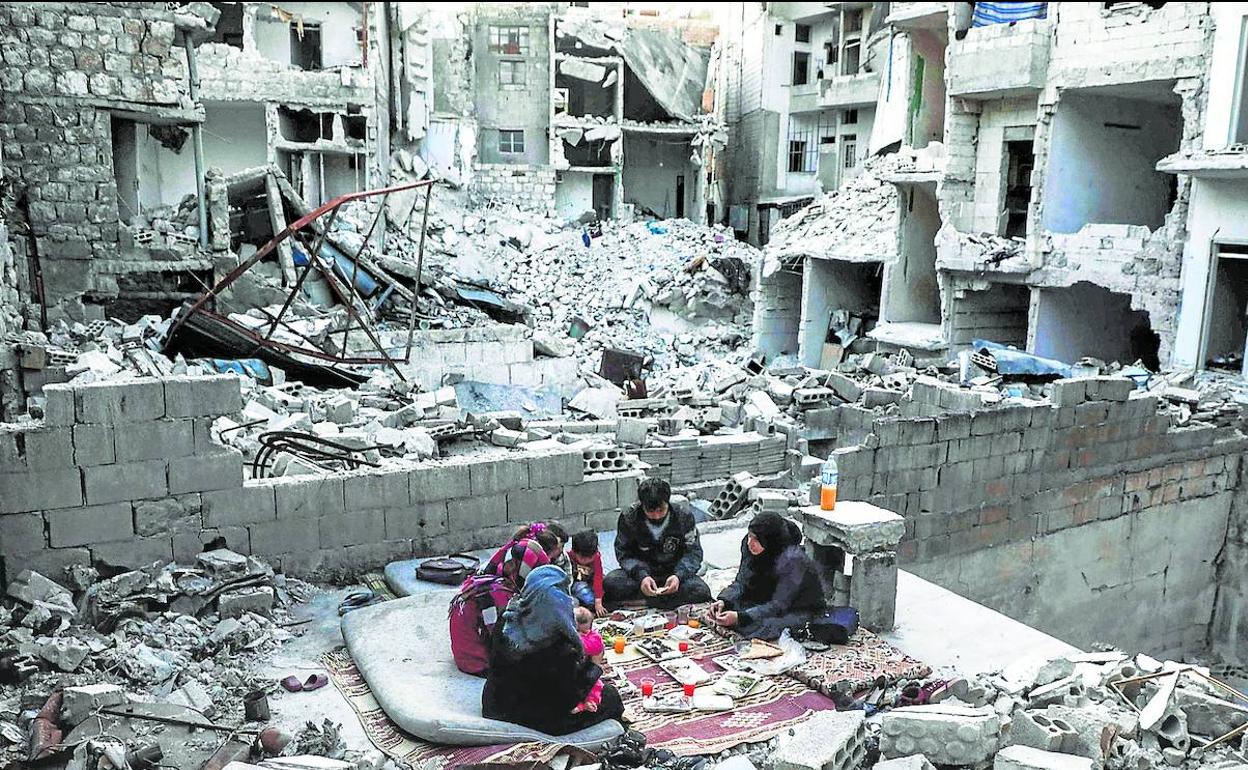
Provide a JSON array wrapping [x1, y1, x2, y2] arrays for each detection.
[[182, 33, 209, 251]]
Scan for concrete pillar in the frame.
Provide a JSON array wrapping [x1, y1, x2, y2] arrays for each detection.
[[204, 168, 230, 254], [801, 501, 905, 632]]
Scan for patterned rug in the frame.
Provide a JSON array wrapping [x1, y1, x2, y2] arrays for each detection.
[[786, 629, 932, 697]]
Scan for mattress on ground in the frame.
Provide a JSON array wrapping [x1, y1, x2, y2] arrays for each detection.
[[340, 595, 624, 747]]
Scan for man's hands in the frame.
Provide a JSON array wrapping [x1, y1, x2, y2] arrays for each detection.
[[640, 575, 680, 597], [594, 598, 608, 618], [706, 601, 738, 627]]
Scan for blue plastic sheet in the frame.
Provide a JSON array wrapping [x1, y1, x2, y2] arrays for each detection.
[[974, 340, 1071, 378], [196, 358, 274, 385], [972, 2, 1048, 27]]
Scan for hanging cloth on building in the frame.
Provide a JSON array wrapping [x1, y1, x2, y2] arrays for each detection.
[[971, 2, 1048, 27]]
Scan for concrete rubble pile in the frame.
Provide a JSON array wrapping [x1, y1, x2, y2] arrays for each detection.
[[0, 549, 363, 769], [726, 651, 1248, 770]]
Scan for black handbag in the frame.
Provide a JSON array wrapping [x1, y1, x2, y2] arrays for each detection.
[[799, 606, 860, 645], [415, 553, 480, 585]]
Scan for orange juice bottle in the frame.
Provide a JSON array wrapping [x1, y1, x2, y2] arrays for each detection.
[[819, 455, 839, 511]]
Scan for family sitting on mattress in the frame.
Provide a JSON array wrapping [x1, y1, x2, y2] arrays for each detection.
[[449, 478, 826, 736]]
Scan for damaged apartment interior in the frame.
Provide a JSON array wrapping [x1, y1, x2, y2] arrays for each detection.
[[0, 2, 1247, 770]]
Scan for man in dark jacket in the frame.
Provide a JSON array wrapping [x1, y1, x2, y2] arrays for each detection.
[[603, 478, 712, 610]]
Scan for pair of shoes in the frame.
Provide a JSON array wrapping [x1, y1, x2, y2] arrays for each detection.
[[599, 728, 647, 769], [645, 749, 706, 770], [280, 674, 328, 692]]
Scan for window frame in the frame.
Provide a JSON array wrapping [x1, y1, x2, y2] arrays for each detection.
[[498, 129, 526, 155], [792, 51, 811, 86], [488, 25, 530, 56], [841, 135, 858, 170], [498, 59, 527, 88], [795, 23, 812, 43]]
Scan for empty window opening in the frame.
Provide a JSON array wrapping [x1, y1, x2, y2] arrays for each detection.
[[290, 22, 322, 70], [841, 135, 858, 170], [342, 114, 367, 141], [1041, 86, 1181, 233], [556, 67, 617, 119], [1034, 282, 1160, 369], [795, 24, 812, 43], [842, 40, 861, 75], [792, 52, 810, 86], [1232, 17, 1248, 146], [499, 129, 525, 155], [950, 283, 1030, 349], [844, 9, 863, 34], [843, 108, 859, 125], [1201, 245, 1248, 376], [499, 59, 527, 88], [111, 117, 140, 225], [775, 23, 783, 36], [788, 118, 816, 173], [1002, 139, 1035, 238], [884, 184, 941, 325], [278, 107, 322, 143], [489, 25, 530, 55], [800, 257, 883, 368], [209, 3, 244, 48]]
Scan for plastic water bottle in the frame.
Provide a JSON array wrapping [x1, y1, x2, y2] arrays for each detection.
[[820, 455, 839, 511]]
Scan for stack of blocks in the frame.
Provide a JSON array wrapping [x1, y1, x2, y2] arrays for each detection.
[[801, 501, 905, 632]]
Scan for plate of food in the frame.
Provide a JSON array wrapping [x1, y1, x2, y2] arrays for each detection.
[[711, 654, 751, 672], [642, 693, 692, 713], [712, 671, 765, 699], [634, 637, 682, 662], [659, 657, 713, 686], [598, 620, 633, 639]]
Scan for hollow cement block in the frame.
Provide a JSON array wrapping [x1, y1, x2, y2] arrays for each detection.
[[881, 704, 1001, 766]]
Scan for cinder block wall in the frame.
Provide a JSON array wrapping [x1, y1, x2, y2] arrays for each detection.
[[400, 326, 580, 394], [831, 379, 1245, 658], [0, 376, 641, 583], [470, 164, 557, 215]]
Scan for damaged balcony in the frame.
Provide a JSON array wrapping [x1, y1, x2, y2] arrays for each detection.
[[1157, 148, 1248, 180], [818, 71, 881, 110], [946, 17, 1051, 99]]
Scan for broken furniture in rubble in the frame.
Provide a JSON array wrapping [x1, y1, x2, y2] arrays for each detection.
[[801, 501, 905, 633], [165, 169, 436, 388]]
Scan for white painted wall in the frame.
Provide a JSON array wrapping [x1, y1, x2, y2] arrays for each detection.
[[1203, 4, 1248, 150], [256, 2, 362, 68], [1033, 282, 1153, 365], [622, 134, 694, 219], [1041, 92, 1180, 234], [883, 184, 941, 324], [799, 256, 882, 366], [555, 171, 595, 220]]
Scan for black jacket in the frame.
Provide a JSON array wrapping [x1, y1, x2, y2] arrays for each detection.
[[719, 520, 824, 629], [614, 501, 703, 583]]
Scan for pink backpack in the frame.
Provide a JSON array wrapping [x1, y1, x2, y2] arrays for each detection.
[[449, 575, 512, 676]]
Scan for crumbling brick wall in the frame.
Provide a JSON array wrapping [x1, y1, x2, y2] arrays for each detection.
[[470, 164, 556, 215], [829, 379, 1244, 657], [1211, 461, 1248, 663], [0, 376, 640, 582], [0, 3, 190, 322]]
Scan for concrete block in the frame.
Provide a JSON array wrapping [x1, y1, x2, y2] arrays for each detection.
[[526, 449, 585, 488], [47, 504, 134, 546], [273, 476, 345, 519], [202, 484, 277, 527], [873, 756, 936, 770], [91, 536, 173, 569], [23, 428, 74, 468], [174, 526, 250, 561], [42, 384, 75, 426], [3, 547, 91, 585], [507, 486, 565, 522], [564, 478, 617, 514], [1050, 380, 1087, 409], [826, 372, 863, 402], [248, 517, 322, 555], [850, 550, 898, 632], [74, 379, 165, 423], [995, 746, 1093, 770], [83, 460, 166, 506], [585, 509, 621, 532], [61, 683, 126, 728], [113, 418, 193, 461], [163, 375, 242, 418], [468, 457, 529, 496], [409, 463, 472, 502], [617, 474, 640, 510], [72, 424, 115, 466], [1086, 377, 1134, 403], [0, 512, 48, 556], [1008, 710, 1078, 753], [168, 450, 241, 494], [384, 500, 449, 541], [881, 704, 1001, 765], [218, 586, 274, 618], [319, 509, 386, 548], [133, 493, 201, 536], [616, 417, 650, 447], [802, 502, 905, 552], [344, 470, 410, 510], [773, 710, 866, 770], [447, 493, 508, 530], [0, 468, 84, 513]]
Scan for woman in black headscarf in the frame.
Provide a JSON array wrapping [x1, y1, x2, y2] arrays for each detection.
[[482, 564, 624, 736], [707, 511, 825, 640]]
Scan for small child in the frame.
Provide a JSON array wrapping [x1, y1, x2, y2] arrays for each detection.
[[568, 529, 606, 617], [575, 606, 605, 665]]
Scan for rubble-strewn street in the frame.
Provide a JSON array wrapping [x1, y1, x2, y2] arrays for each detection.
[[1, 2, 1247, 770]]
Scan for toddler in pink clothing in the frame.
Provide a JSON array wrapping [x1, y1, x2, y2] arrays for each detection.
[[575, 606, 605, 665]]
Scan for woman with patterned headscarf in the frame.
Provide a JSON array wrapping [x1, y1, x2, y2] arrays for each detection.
[[482, 564, 623, 735], [707, 511, 825, 640], [450, 538, 551, 676]]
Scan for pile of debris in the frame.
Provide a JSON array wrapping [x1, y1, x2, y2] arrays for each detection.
[[0, 550, 332, 768]]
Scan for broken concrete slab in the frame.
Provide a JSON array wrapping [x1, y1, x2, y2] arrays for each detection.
[[801, 502, 906, 552], [994, 745, 1094, 770], [872, 755, 936, 770], [772, 710, 866, 770]]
